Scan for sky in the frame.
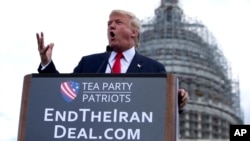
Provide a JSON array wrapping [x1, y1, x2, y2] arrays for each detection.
[[0, 0, 249, 140]]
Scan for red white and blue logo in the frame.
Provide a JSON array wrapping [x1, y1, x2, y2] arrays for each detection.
[[60, 81, 80, 103]]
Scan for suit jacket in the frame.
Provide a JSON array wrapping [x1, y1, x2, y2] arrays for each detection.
[[38, 52, 166, 74], [37, 52, 187, 112]]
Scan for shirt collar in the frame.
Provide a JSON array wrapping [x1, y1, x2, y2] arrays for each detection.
[[110, 47, 135, 63]]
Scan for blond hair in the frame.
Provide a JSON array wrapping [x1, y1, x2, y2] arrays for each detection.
[[110, 9, 141, 48]]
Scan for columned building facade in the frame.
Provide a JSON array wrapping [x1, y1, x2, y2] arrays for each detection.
[[137, 0, 243, 140]]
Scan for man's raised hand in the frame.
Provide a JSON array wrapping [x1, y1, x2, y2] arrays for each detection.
[[36, 32, 54, 66]]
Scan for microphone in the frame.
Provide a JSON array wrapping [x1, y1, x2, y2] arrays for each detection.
[[106, 45, 113, 52], [97, 45, 113, 73]]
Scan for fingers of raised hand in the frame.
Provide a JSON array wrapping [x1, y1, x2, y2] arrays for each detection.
[[36, 32, 44, 51], [40, 43, 54, 55]]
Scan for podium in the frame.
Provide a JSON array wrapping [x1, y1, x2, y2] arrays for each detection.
[[18, 73, 179, 141]]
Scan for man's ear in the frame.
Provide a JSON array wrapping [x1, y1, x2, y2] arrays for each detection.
[[130, 28, 138, 38]]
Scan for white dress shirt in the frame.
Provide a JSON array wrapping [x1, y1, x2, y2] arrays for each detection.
[[105, 47, 136, 73]]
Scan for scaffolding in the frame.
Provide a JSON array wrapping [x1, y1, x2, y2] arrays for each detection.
[[137, 0, 243, 139]]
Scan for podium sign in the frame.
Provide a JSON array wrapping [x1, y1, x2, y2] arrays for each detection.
[[18, 74, 178, 141]]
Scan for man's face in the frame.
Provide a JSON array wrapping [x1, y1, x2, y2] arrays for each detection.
[[107, 13, 136, 52]]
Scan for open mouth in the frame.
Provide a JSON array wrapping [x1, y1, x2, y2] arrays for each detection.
[[110, 32, 115, 37]]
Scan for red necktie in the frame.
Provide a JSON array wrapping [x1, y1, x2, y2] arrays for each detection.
[[112, 52, 123, 73]]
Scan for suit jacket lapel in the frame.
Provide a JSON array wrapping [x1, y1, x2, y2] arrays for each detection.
[[127, 53, 144, 73], [97, 53, 110, 73]]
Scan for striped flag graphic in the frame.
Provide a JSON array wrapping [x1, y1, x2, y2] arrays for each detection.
[[60, 81, 80, 102]]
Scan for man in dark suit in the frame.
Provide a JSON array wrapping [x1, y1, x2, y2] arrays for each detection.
[[37, 9, 188, 111]]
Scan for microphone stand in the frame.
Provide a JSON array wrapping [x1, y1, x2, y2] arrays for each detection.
[[97, 46, 113, 73]]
